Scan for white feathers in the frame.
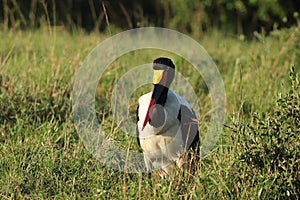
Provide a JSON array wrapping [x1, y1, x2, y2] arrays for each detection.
[[137, 90, 195, 173]]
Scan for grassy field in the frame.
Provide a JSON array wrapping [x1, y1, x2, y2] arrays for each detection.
[[0, 24, 299, 199]]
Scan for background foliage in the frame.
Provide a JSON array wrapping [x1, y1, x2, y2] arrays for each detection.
[[0, 0, 299, 36]]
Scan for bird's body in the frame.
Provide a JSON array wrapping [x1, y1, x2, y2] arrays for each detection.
[[136, 57, 199, 176], [137, 90, 193, 170]]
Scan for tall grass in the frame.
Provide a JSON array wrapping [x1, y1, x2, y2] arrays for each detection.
[[0, 14, 299, 200]]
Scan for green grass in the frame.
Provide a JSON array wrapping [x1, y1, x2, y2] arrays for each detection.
[[0, 25, 299, 199]]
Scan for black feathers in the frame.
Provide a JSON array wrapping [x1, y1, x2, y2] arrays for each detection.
[[153, 57, 175, 69]]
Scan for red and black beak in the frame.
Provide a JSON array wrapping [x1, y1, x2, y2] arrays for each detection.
[[142, 97, 155, 130], [142, 58, 175, 130], [142, 69, 166, 130]]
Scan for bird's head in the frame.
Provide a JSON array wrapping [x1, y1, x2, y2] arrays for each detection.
[[152, 57, 175, 87]]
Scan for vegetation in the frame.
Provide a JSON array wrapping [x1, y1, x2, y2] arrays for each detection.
[[0, 1, 300, 199], [234, 66, 300, 199], [1, 0, 299, 36]]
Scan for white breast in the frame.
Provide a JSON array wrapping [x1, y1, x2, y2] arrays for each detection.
[[137, 90, 194, 170]]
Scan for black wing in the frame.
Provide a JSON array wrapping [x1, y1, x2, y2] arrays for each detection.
[[177, 105, 200, 152], [136, 105, 141, 147]]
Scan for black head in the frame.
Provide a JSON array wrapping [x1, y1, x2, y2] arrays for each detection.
[[153, 57, 175, 70], [152, 57, 175, 87]]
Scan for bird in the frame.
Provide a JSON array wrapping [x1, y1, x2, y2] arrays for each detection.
[[136, 57, 200, 177]]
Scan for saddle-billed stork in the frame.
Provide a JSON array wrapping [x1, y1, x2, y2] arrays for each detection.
[[136, 57, 200, 176]]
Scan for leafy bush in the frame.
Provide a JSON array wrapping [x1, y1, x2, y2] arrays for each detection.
[[236, 66, 300, 198]]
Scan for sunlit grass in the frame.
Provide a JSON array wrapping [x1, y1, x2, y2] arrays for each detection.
[[0, 25, 299, 199]]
